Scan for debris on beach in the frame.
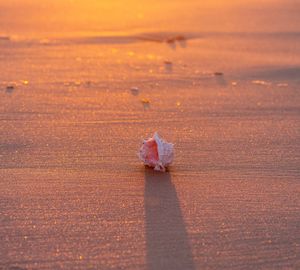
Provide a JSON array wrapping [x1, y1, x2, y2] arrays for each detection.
[[231, 81, 238, 86], [176, 35, 187, 48], [214, 72, 227, 86], [165, 35, 187, 49], [130, 87, 139, 96], [175, 35, 186, 42], [85, 80, 92, 87], [141, 98, 150, 109], [139, 132, 174, 172], [214, 72, 223, 76], [252, 80, 271, 86], [166, 37, 175, 44], [165, 35, 186, 43], [164, 61, 173, 72], [6, 85, 15, 93]]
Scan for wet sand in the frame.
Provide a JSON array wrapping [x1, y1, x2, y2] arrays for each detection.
[[1, 1, 300, 269]]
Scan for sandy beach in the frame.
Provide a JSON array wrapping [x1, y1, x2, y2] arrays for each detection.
[[1, 0, 300, 269]]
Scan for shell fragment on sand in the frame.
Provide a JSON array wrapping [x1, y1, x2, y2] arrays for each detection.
[[252, 80, 272, 86], [139, 132, 174, 172], [130, 87, 139, 96]]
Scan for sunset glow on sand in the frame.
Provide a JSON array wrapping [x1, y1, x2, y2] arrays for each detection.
[[1, 1, 299, 269]]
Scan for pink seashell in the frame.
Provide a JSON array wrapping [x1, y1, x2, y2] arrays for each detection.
[[139, 132, 174, 172]]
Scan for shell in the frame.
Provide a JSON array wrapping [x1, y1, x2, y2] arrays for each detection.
[[139, 132, 174, 172]]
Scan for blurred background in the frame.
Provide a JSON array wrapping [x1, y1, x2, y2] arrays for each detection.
[[1, 0, 300, 37]]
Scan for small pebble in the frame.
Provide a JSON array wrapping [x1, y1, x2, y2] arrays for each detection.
[[131, 87, 139, 96], [214, 72, 223, 76], [85, 81, 92, 87], [175, 35, 186, 41], [6, 85, 15, 93], [164, 61, 173, 72], [166, 37, 175, 44]]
